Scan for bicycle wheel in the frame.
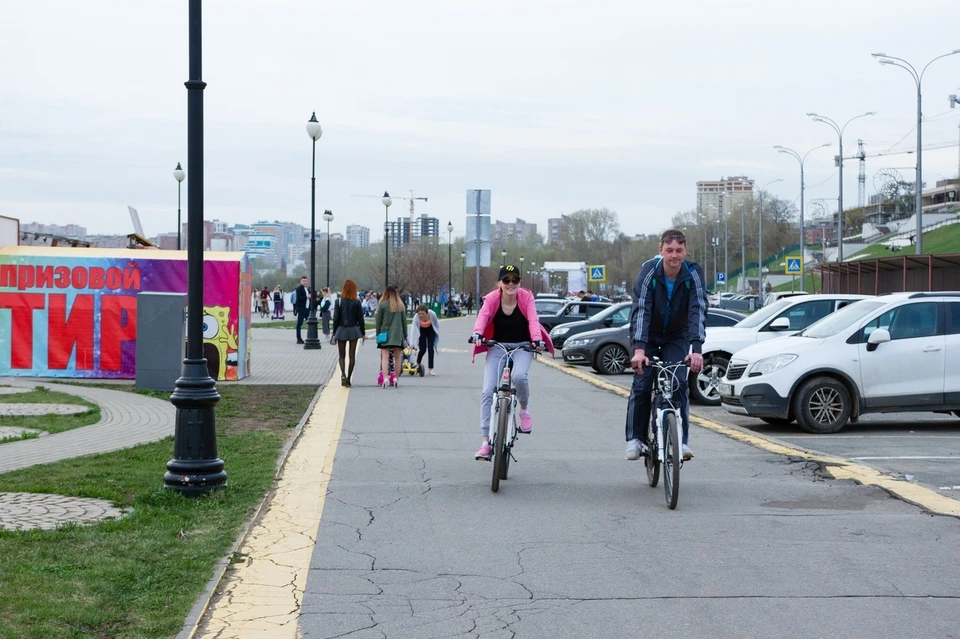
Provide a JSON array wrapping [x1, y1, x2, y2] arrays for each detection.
[[491, 396, 510, 492], [500, 402, 513, 481], [663, 411, 680, 510], [645, 412, 660, 488]]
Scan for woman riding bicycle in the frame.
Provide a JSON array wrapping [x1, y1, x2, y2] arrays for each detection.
[[470, 264, 554, 461]]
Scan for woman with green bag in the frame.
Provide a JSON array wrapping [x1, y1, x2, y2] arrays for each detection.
[[374, 286, 408, 387]]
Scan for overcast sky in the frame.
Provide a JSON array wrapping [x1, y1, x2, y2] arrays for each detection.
[[2, 0, 959, 241]]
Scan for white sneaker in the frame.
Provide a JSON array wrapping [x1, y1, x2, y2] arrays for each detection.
[[428, 369, 435, 376], [682, 444, 694, 461], [625, 438, 644, 460]]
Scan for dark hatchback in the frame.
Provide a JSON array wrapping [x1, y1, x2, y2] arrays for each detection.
[[539, 300, 613, 331], [548, 302, 631, 349], [561, 308, 747, 374]]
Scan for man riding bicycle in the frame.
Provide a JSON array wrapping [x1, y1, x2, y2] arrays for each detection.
[[625, 229, 707, 462]]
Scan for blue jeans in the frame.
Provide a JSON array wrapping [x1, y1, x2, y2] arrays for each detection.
[[624, 336, 690, 445]]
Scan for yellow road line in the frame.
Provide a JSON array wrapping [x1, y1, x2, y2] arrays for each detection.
[[195, 372, 349, 638], [538, 355, 960, 518]]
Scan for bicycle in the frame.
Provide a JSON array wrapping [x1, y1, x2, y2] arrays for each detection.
[[474, 339, 537, 493], [642, 357, 688, 509]]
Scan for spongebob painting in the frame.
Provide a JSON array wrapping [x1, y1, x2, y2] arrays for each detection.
[[202, 305, 239, 381]]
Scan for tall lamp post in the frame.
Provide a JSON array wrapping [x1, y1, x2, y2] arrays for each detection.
[[304, 112, 323, 350], [322, 209, 333, 288], [382, 192, 392, 287], [164, 0, 226, 495], [173, 163, 185, 250], [807, 111, 875, 262], [774, 142, 831, 292], [748, 178, 784, 305], [446, 221, 454, 299], [872, 50, 960, 255], [501, 249, 507, 267], [461, 251, 466, 295]]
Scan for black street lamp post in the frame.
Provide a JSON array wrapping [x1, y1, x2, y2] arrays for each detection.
[[501, 249, 507, 267], [323, 209, 333, 288], [304, 112, 323, 350], [382, 192, 392, 287], [164, 0, 227, 495], [461, 251, 466, 294], [173, 163, 185, 250], [446, 221, 453, 298]]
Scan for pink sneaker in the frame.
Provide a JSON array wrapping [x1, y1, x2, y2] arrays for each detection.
[[377, 371, 384, 387], [475, 443, 492, 461], [519, 410, 533, 434]]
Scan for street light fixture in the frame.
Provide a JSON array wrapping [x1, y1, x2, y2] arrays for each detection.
[[872, 49, 960, 255], [322, 209, 334, 289], [748, 178, 784, 305], [774, 143, 831, 292], [173, 162, 185, 250], [304, 112, 323, 350], [164, 0, 226, 495], [382, 192, 392, 287], [501, 249, 507, 267], [446, 221, 454, 300], [461, 251, 466, 295], [807, 111, 875, 262]]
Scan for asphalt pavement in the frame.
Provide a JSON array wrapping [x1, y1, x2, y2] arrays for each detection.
[[291, 317, 960, 639]]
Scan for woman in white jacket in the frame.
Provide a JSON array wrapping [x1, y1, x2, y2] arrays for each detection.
[[409, 304, 440, 376]]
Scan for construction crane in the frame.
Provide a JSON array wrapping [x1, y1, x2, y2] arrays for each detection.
[[352, 190, 430, 244], [842, 139, 959, 208]]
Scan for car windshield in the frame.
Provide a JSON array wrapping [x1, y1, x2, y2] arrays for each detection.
[[735, 299, 791, 328], [592, 303, 626, 320], [535, 300, 565, 315], [799, 300, 883, 338]]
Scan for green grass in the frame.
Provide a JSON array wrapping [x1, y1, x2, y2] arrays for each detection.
[[0, 387, 100, 443], [847, 221, 960, 261], [0, 384, 317, 639]]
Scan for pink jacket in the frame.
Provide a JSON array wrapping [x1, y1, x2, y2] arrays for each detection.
[[471, 287, 556, 362]]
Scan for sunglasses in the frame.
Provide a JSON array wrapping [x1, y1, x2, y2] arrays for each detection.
[[501, 277, 521, 284]]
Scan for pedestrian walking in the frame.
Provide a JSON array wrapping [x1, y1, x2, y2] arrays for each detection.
[[319, 287, 333, 342], [374, 286, 407, 388], [294, 276, 309, 344], [331, 279, 366, 387], [272, 285, 284, 319], [409, 304, 440, 376]]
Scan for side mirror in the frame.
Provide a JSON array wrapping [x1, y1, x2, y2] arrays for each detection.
[[769, 317, 791, 331], [603, 318, 613, 327], [866, 328, 891, 352]]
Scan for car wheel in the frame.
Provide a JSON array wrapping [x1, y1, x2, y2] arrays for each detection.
[[793, 377, 851, 434], [690, 356, 728, 406], [759, 417, 794, 426], [595, 344, 629, 375]]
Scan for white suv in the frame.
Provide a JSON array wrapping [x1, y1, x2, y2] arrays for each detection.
[[719, 293, 960, 433], [691, 294, 870, 405]]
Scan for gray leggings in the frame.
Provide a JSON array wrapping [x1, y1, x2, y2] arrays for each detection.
[[479, 346, 533, 437]]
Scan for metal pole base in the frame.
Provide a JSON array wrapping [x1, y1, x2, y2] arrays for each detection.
[[304, 313, 322, 350], [164, 359, 227, 495]]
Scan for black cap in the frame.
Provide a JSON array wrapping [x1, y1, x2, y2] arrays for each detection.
[[499, 264, 520, 280]]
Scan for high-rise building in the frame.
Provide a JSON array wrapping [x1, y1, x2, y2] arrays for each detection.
[[345, 224, 370, 249], [546, 216, 567, 245], [696, 176, 755, 221], [493, 218, 537, 245]]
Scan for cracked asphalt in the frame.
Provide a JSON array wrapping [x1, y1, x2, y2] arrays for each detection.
[[289, 317, 960, 639]]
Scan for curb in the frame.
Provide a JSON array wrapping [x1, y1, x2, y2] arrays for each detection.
[[175, 376, 330, 639], [536, 355, 960, 519]]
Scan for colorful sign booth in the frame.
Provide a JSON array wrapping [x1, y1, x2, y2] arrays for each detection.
[[0, 247, 252, 381]]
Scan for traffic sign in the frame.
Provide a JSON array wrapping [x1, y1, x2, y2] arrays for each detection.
[[785, 257, 803, 274], [716, 272, 726, 285], [588, 265, 606, 282]]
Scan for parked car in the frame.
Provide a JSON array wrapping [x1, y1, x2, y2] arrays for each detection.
[[535, 297, 567, 316], [691, 294, 870, 405], [539, 300, 612, 331], [561, 308, 747, 375], [549, 302, 631, 349], [763, 291, 809, 307], [719, 292, 960, 433]]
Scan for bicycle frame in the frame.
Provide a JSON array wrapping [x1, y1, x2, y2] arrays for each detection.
[[484, 341, 536, 492], [650, 358, 686, 465]]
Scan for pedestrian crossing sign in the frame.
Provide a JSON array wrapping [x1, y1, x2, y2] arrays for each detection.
[[785, 257, 802, 274], [588, 265, 606, 282]]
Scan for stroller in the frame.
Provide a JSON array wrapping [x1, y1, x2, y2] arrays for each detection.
[[400, 346, 425, 377], [443, 300, 462, 317]]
